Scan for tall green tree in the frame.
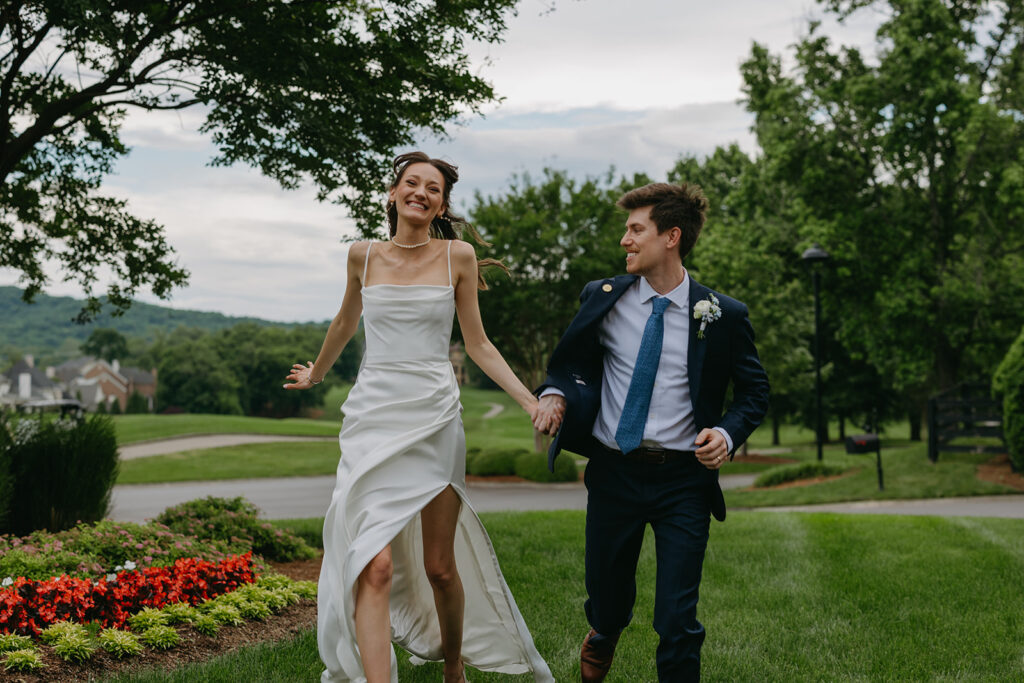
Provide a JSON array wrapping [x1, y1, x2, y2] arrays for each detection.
[[469, 169, 634, 450], [740, 0, 1024, 421], [469, 169, 636, 391], [1, 0, 517, 320], [671, 147, 816, 444], [675, 146, 904, 442], [80, 327, 128, 362]]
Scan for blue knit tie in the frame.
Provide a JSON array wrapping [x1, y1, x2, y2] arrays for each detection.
[[615, 296, 671, 454]]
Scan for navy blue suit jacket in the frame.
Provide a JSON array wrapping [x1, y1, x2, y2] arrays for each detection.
[[539, 274, 770, 521]]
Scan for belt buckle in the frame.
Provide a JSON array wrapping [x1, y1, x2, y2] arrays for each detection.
[[645, 447, 667, 464]]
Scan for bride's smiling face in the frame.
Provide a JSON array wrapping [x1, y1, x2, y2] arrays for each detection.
[[390, 162, 446, 226]]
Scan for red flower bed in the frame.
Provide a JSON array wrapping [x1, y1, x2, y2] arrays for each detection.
[[0, 552, 255, 636]]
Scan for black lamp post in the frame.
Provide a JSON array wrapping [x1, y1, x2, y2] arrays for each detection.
[[802, 243, 830, 461]]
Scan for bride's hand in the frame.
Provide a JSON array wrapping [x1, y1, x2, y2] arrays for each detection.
[[283, 361, 316, 390], [524, 396, 540, 422]]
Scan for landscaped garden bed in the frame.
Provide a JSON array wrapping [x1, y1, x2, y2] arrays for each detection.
[[0, 497, 319, 680]]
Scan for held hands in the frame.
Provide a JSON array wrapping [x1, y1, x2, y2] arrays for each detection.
[[695, 428, 729, 470], [532, 395, 566, 436], [283, 361, 318, 390]]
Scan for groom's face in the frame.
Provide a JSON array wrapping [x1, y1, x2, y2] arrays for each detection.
[[621, 206, 674, 276]]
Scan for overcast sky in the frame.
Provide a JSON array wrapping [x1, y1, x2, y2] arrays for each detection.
[[2, 0, 882, 323]]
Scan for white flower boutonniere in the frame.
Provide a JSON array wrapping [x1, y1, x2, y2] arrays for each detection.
[[693, 293, 722, 339]]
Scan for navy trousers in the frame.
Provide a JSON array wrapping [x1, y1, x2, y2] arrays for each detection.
[[583, 447, 713, 682]]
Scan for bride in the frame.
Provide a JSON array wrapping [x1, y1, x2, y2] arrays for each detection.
[[285, 152, 554, 683]]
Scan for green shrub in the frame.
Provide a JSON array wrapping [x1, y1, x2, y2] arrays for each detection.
[[126, 391, 150, 414], [268, 518, 323, 550], [139, 625, 180, 650], [192, 613, 220, 636], [291, 580, 317, 600], [154, 496, 316, 562], [162, 602, 197, 624], [2, 414, 118, 534], [755, 462, 849, 488], [464, 446, 481, 474], [0, 413, 12, 532], [129, 607, 169, 631], [0, 633, 33, 653], [99, 629, 144, 659], [40, 620, 87, 645], [515, 452, 579, 483], [206, 603, 245, 626], [2, 648, 44, 672], [469, 449, 525, 476], [993, 325, 1024, 472], [52, 632, 96, 663], [238, 599, 272, 621]]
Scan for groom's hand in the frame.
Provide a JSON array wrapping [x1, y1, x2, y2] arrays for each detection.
[[533, 395, 566, 435], [695, 428, 729, 470]]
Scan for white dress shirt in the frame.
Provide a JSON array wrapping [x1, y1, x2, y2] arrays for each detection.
[[545, 274, 733, 452]]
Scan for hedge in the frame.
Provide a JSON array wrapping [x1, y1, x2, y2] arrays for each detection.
[[993, 325, 1024, 472]]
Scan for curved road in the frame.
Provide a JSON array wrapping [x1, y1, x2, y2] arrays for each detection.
[[109, 435, 1024, 522]]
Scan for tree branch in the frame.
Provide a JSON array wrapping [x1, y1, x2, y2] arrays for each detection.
[[0, 17, 53, 140], [0, 5, 188, 181]]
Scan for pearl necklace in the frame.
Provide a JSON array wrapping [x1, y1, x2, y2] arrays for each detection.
[[389, 233, 431, 249]]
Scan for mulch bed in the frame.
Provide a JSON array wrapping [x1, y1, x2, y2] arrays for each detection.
[[0, 556, 323, 683], [976, 453, 1024, 491]]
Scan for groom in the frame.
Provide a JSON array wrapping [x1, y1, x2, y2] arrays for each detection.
[[533, 182, 769, 682]]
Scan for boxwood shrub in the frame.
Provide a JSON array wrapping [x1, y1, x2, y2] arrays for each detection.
[[468, 449, 525, 476], [154, 496, 316, 562], [515, 452, 579, 483], [993, 325, 1024, 472], [754, 462, 848, 488]]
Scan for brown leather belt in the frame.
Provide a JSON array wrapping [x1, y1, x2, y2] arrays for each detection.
[[599, 442, 695, 465]]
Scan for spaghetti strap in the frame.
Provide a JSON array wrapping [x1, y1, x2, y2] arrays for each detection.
[[446, 240, 453, 288], [362, 242, 372, 285]]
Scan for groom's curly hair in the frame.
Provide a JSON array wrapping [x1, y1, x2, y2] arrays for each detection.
[[617, 182, 708, 261]]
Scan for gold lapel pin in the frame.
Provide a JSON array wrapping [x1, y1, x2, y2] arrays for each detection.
[[602, 283, 613, 292]]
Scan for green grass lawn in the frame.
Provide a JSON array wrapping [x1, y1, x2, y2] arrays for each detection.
[[724, 440, 1017, 508], [105, 510, 1024, 682], [113, 414, 340, 444], [116, 394, 1020, 507], [117, 441, 341, 484]]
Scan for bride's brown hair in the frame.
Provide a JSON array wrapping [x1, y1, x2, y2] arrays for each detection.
[[386, 152, 507, 290]]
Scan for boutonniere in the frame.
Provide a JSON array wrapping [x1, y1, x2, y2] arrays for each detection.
[[693, 294, 722, 339]]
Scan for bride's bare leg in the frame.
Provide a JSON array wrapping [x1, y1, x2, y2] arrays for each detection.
[[355, 546, 393, 683], [421, 485, 466, 682]]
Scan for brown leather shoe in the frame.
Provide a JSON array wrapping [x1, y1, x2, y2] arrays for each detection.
[[580, 628, 620, 682]]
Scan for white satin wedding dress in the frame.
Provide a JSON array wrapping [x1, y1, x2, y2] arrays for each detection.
[[318, 241, 554, 683]]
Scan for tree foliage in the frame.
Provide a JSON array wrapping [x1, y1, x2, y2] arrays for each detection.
[[468, 169, 635, 390], [740, 0, 1024, 405], [993, 325, 1024, 471], [80, 328, 128, 362], [1, 0, 517, 319], [148, 320, 361, 417]]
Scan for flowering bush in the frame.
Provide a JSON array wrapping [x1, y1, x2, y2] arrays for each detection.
[[0, 552, 255, 636], [0, 519, 255, 581], [154, 496, 316, 562]]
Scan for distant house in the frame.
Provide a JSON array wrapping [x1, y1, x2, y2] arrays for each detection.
[[0, 355, 157, 412], [50, 357, 157, 412], [0, 355, 62, 408]]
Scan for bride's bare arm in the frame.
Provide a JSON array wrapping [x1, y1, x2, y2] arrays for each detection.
[[452, 241, 537, 415], [284, 242, 368, 390]]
